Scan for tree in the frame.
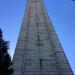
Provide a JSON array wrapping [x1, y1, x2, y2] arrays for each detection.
[[0, 29, 13, 75], [71, 0, 75, 2]]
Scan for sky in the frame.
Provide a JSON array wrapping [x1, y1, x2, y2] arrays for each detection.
[[0, 0, 75, 74]]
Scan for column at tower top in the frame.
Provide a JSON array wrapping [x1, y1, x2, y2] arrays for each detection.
[[27, 0, 43, 3]]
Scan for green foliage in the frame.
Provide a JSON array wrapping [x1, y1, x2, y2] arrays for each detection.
[[0, 29, 13, 75]]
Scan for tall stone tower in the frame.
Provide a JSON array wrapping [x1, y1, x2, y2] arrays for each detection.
[[12, 0, 73, 75]]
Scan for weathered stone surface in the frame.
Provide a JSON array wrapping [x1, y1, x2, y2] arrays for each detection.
[[12, 0, 73, 75]]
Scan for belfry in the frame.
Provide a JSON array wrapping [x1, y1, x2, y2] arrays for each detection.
[[12, 0, 73, 75]]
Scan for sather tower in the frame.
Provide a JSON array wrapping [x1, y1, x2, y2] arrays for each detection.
[[12, 0, 73, 75]]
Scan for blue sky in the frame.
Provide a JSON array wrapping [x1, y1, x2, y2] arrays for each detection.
[[0, 0, 75, 74]]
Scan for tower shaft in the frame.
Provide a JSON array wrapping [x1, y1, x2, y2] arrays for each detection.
[[12, 0, 73, 75]]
